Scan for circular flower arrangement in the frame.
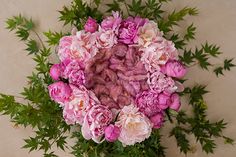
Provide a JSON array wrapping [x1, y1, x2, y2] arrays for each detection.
[[48, 11, 187, 146]]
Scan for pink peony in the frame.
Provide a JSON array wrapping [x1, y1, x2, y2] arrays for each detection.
[[49, 64, 61, 80], [105, 124, 120, 142], [96, 29, 117, 48], [101, 11, 122, 33], [135, 90, 161, 117], [169, 93, 181, 111], [150, 113, 164, 129], [118, 17, 148, 44], [161, 60, 187, 78], [147, 71, 177, 94], [115, 104, 152, 146], [62, 85, 99, 125], [158, 93, 171, 109], [48, 81, 72, 105], [82, 105, 113, 143], [63, 60, 85, 86], [57, 36, 74, 62], [84, 17, 98, 33]]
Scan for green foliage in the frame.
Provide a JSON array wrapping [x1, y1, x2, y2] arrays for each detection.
[[44, 31, 64, 46], [214, 58, 235, 77], [184, 23, 196, 41], [1, 0, 235, 157]]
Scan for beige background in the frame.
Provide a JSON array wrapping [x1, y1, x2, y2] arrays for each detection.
[[0, 0, 236, 157]]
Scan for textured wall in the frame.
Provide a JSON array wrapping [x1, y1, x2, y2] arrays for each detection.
[[0, 0, 235, 157]]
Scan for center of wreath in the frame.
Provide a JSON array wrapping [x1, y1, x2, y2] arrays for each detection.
[[84, 43, 149, 109]]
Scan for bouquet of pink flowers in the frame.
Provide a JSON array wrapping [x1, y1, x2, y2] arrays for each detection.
[[48, 11, 187, 145]]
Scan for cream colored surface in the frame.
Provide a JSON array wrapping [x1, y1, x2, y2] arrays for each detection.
[[0, 0, 236, 157]]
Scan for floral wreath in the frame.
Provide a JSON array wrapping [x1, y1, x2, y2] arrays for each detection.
[[48, 11, 187, 146]]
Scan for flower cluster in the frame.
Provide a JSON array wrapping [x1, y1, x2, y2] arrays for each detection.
[[48, 11, 187, 146]]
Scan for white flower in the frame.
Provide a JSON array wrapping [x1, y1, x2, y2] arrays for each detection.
[[115, 104, 152, 146]]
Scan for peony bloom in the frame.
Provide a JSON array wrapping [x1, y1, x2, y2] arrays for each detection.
[[118, 17, 148, 44], [57, 36, 74, 62], [48, 81, 72, 105], [135, 90, 161, 117], [137, 21, 163, 47], [63, 60, 85, 86], [150, 113, 164, 129], [140, 39, 178, 72], [96, 29, 117, 49], [115, 104, 152, 146], [49, 64, 61, 80], [169, 93, 181, 111], [105, 124, 121, 142], [101, 11, 122, 33], [84, 17, 98, 33], [158, 93, 171, 109], [82, 105, 113, 143], [161, 60, 187, 78], [62, 85, 99, 125], [147, 71, 177, 94]]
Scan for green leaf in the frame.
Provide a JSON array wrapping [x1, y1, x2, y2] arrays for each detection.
[[224, 58, 235, 71], [184, 23, 196, 41], [170, 126, 191, 154], [214, 67, 224, 77], [128, 0, 145, 15], [23, 137, 39, 152], [56, 136, 67, 150], [170, 34, 186, 49], [179, 49, 194, 65], [44, 31, 64, 46], [26, 39, 39, 54], [16, 28, 29, 40], [202, 42, 221, 57], [193, 48, 211, 70], [106, 0, 121, 12]]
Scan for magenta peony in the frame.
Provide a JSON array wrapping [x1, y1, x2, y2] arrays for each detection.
[[49, 64, 61, 80], [84, 17, 98, 33], [101, 11, 122, 33], [105, 124, 121, 142], [150, 113, 164, 129], [169, 93, 181, 111], [118, 17, 148, 44], [161, 60, 187, 78], [48, 81, 72, 104]]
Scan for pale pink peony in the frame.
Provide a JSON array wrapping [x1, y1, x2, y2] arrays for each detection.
[[49, 64, 61, 80], [150, 113, 164, 129], [62, 85, 99, 125], [105, 124, 121, 142], [169, 93, 181, 111], [137, 21, 163, 47], [161, 60, 187, 78], [82, 105, 113, 143], [84, 17, 98, 33], [48, 81, 72, 105], [140, 39, 178, 72], [115, 104, 152, 146], [147, 71, 177, 94], [118, 17, 148, 44], [96, 28, 117, 48], [58, 31, 98, 63], [101, 11, 122, 33]]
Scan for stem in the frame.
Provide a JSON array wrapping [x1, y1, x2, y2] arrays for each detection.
[[32, 30, 46, 49], [166, 110, 173, 123], [123, 1, 131, 16]]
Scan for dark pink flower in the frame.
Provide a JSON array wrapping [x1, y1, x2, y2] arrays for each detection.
[[150, 113, 164, 129], [48, 81, 72, 104], [118, 17, 148, 44], [135, 90, 161, 117], [105, 124, 120, 142], [162, 60, 187, 78], [84, 17, 98, 33], [101, 11, 122, 32], [49, 64, 61, 80], [169, 93, 181, 111]]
